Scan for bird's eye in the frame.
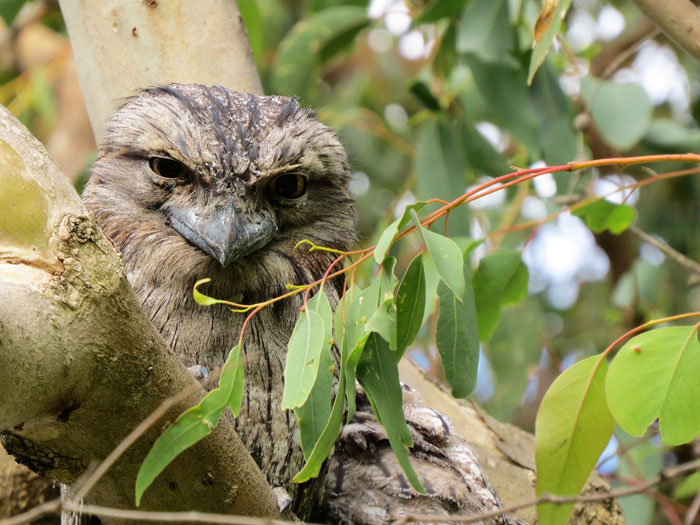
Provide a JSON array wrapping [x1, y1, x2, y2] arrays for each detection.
[[270, 173, 308, 200], [149, 157, 187, 179]]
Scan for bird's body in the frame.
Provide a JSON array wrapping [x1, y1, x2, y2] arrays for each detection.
[[83, 84, 517, 524]]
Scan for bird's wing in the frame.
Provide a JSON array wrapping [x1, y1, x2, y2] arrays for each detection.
[[321, 383, 523, 525]]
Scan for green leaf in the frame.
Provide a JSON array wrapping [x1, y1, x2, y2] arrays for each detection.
[[415, 0, 468, 24], [374, 202, 427, 264], [674, 471, 700, 499], [536, 355, 615, 525], [396, 254, 427, 357], [366, 299, 397, 350], [294, 290, 334, 458], [527, 0, 573, 84], [436, 275, 478, 398], [410, 210, 466, 299], [222, 344, 245, 417], [457, 119, 510, 176], [473, 250, 529, 341], [463, 56, 542, 156], [292, 371, 347, 483], [414, 119, 471, 235], [237, 0, 263, 64], [335, 284, 377, 421], [135, 344, 244, 504], [193, 278, 220, 306], [572, 200, 635, 235], [581, 77, 653, 150], [272, 6, 369, 103], [0, 0, 27, 26], [357, 333, 425, 492], [643, 119, 700, 153], [531, 62, 578, 165], [606, 326, 700, 445], [409, 80, 442, 111], [456, 0, 513, 63], [282, 309, 326, 409], [295, 338, 333, 459]]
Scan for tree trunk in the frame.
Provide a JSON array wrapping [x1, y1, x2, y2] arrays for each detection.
[[0, 1, 625, 524]]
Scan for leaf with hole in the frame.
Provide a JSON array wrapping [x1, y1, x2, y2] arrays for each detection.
[[606, 326, 700, 446]]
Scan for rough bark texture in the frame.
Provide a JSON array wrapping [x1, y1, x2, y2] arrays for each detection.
[[631, 0, 700, 62], [0, 103, 279, 522]]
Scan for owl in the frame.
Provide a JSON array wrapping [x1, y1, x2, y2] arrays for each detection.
[[82, 84, 518, 524]]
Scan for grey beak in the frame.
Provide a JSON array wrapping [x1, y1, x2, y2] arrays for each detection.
[[166, 201, 278, 267]]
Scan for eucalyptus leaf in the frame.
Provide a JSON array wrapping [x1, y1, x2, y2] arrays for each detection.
[[436, 276, 478, 398], [473, 250, 528, 341], [135, 344, 245, 504], [396, 254, 427, 357], [410, 210, 466, 299], [536, 355, 615, 525], [357, 333, 425, 492], [281, 310, 326, 409]]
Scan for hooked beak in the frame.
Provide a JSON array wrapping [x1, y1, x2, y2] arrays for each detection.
[[166, 201, 278, 267]]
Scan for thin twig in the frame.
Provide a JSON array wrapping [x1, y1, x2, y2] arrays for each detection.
[[0, 499, 61, 525], [71, 382, 202, 501], [394, 459, 700, 524], [628, 224, 700, 282]]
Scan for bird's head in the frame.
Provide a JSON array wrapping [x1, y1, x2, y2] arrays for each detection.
[[84, 84, 355, 302]]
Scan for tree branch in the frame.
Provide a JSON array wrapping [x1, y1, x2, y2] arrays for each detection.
[[0, 103, 279, 522], [57, 0, 263, 137], [630, 0, 700, 63]]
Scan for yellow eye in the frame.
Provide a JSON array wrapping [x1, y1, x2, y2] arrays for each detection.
[[149, 157, 187, 179], [270, 173, 308, 199]]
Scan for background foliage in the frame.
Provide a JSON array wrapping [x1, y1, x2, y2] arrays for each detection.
[[3, 0, 700, 523]]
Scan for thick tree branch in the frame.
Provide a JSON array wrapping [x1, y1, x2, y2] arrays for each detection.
[[0, 104, 279, 522], [57, 0, 263, 137], [630, 0, 700, 63]]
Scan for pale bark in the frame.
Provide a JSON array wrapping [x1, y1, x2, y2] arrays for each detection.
[[0, 104, 279, 521], [631, 0, 700, 62], [57, 0, 263, 139]]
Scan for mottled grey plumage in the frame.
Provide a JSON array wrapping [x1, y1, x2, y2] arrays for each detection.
[[83, 84, 517, 524]]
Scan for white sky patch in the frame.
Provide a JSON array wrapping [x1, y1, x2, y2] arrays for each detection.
[[398, 30, 426, 61], [534, 172, 557, 198], [596, 5, 625, 41], [640, 241, 666, 267], [475, 121, 509, 153], [612, 41, 691, 119], [348, 171, 370, 197], [559, 58, 589, 97], [593, 174, 639, 205], [567, 9, 596, 52], [367, 28, 393, 53], [392, 191, 417, 219], [521, 196, 547, 221], [467, 178, 506, 209], [523, 213, 610, 310], [474, 348, 495, 403]]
